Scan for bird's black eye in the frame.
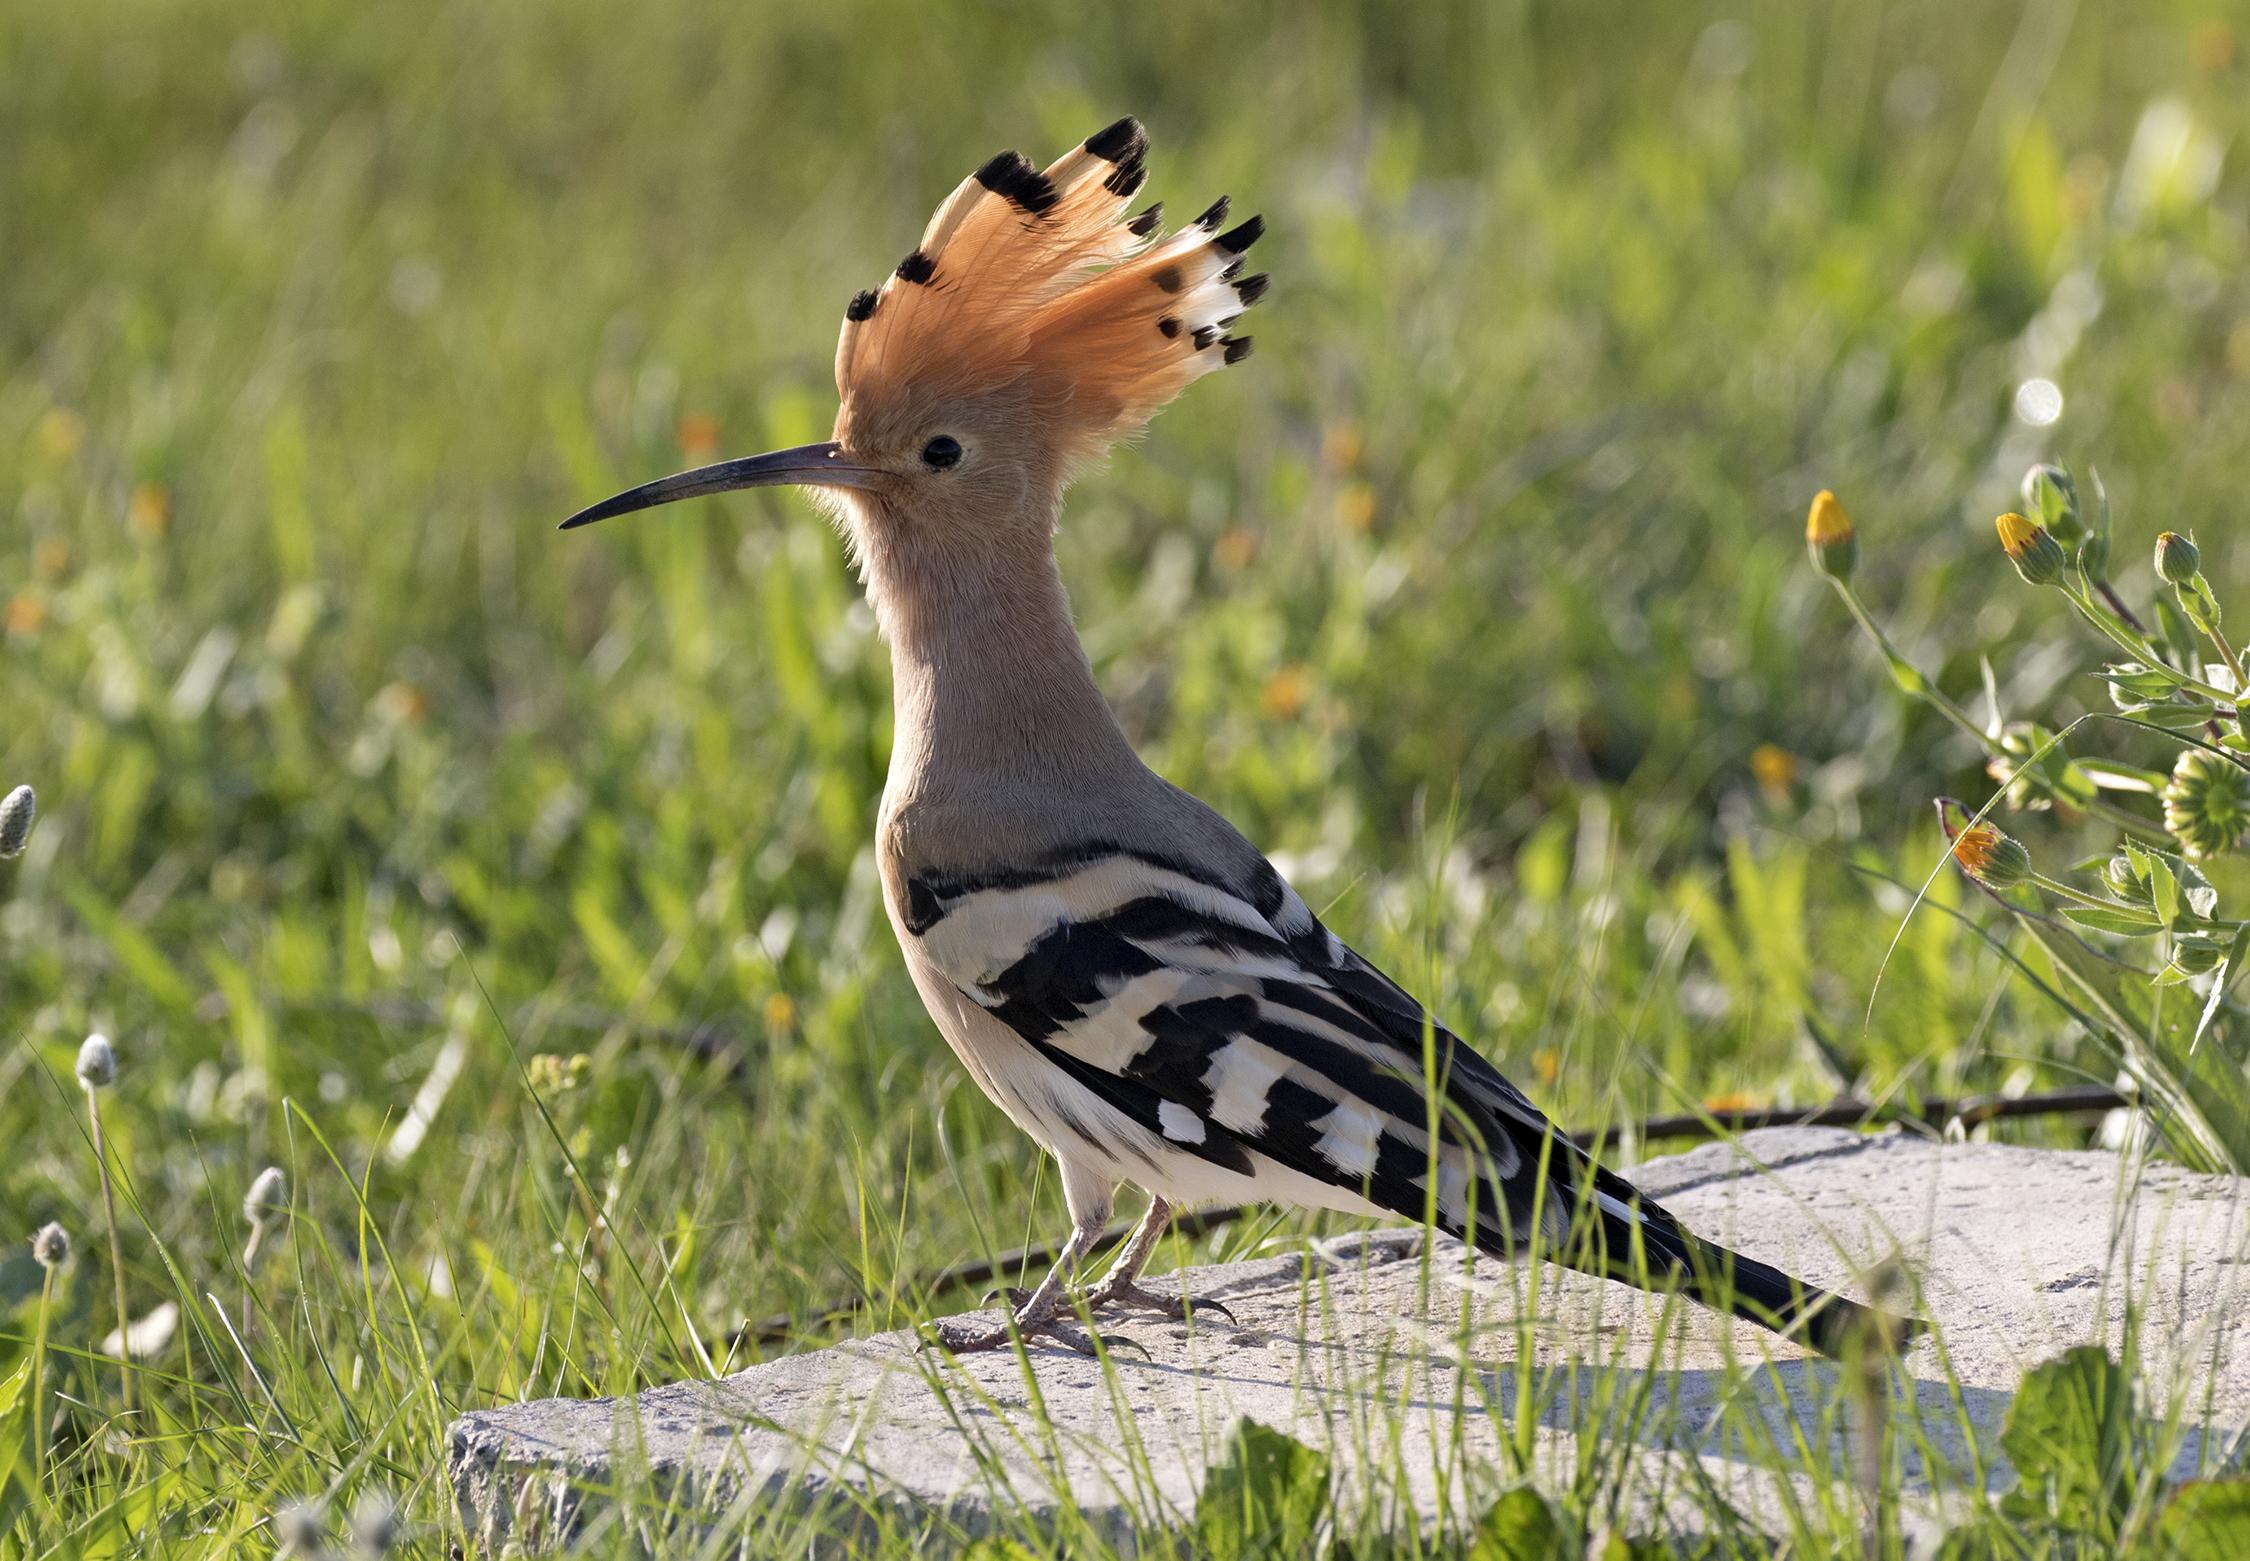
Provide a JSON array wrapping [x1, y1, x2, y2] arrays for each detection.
[[921, 435, 963, 470]]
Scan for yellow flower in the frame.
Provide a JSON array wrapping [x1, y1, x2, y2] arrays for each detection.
[[676, 413, 722, 460], [1804, 490, 1857, 582], [1750, 743, 1796, 799], [1260, 664, 1311, 721], [1950, 822, 2031, 888], [375, 681, 428, 726], [1320, 420, 1364, 474], [1994, 511, 2065, 586], [1333, 482, 1377, 534], [1805, 490, 1852, 545], [35, 408, 86, 461], [128, 483, 171, 540], [762, 991, 797, 1035]]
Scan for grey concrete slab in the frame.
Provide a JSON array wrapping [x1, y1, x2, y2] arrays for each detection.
[[446, 1127, 2250, 1550]]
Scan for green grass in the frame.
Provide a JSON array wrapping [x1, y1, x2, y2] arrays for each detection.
[[6, 0, 2250, 1552]]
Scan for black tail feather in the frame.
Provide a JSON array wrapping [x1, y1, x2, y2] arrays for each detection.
[[1533, 1169, 1923, 1358]]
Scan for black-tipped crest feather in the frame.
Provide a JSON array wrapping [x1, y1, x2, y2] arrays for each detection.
[[973, 150, 1060, 216], [1085, 116, 1149, 164]]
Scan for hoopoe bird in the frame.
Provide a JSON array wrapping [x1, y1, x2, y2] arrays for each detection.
[[564, 119, 1911, 1357]]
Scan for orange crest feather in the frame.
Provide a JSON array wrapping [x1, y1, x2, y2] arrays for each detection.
[[835, 118, 1266, 463]]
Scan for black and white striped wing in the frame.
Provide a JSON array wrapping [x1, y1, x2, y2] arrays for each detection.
[[903, 843, 1613, 1248]]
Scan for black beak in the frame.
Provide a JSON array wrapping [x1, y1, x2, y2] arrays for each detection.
[[557, 441, 878, 530]]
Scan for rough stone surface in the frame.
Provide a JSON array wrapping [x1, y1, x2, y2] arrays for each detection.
[[447, 1128, 2250, 1549]]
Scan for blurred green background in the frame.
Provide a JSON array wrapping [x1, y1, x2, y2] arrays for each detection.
[[3, 0, 2248, 1540]]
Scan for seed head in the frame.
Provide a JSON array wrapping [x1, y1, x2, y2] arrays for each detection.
[[2021, 464, 2081, 544], [2155, 531, 2201, 586], [33, 1221, 71, 1269], [350, 1491, 404, 1556], [244, 1165, 288, 1227], [1951, 822, 2032, 889], [274, 1499, 325, 1557], [2163, 748, 2250, 859], [0, 784, 34, 858], [75, 1033, 117, 1090], [1995, 511, 2066, 586], [1804, 490, 1858, 583]]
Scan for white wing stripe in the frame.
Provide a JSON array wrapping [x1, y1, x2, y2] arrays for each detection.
[[919, 859, 1279, 981], [1200, 1038, 1289, 1134]]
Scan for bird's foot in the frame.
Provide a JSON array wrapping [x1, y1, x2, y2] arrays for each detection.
[[925, 1293, 1145, 1358], [983, 1279, 1235, 1326], [1083, 1275, 1236, 1325]]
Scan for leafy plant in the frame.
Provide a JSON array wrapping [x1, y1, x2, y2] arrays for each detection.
[[1812, 472, 2250, 1173], [1998, 1345, 2138, 1543], [1194, 1419, 1331, 1561]]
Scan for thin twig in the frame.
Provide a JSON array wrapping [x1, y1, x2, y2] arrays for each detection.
[[85, 1087, 135, 1416]]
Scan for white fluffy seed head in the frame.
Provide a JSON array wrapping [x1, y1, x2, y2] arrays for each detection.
[[274, 1498, 325, 1556], [244, 1165, 288, 1226], [75, 1033, 117, 1090], [0, 784, 33, 858], [350, 1491, 403, 1555], [33, 1221, 71, 1269]]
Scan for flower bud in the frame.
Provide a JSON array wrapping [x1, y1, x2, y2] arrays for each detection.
[[2155, 530, 2201, 585], [2162, 748, 2250, 859], [244, 1165, 288, 1227], [2022, 464, 2081, 544], [75, 1033, 117, 1090], [2103, 854, 2142, 898], [1950, 822, 2032, 889], [33, 1221, 71, 1269], [0, 784, 33, 859], [1805, 490, 1858, 583], [1995, 512, 2067, 586]]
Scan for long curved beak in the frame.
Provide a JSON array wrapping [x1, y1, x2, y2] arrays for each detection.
[[558, 441, 879, 530]]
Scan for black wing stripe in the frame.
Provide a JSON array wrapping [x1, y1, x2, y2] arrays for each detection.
[[1024, 1034, 1257, 1176], [983, 920, 1165, 1043]]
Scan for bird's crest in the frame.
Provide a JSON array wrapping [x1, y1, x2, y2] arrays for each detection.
[[835, 118, 1266, 466]]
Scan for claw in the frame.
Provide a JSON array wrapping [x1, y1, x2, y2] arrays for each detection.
[[921, 1300, 1125, 1358], [978, 1286, 1034, 1309], [1085, 1279, 1237, 1326]]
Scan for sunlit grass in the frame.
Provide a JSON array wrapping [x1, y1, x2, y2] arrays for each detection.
[[7, 0, 2250, 1552]]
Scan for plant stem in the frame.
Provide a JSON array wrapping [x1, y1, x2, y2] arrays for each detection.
[[2092, 576, 2146, 634], [31, 1269, 53, 1498], [2032, 874, 2137, 913], [2205, 622, 2248, 696], [1833, 585, 1996, 751], [1834, 583, 2171, 843], [242, 1225, 265, 1337], [85, 1085, 135, 1417], [2064, 585, 2234, 702]]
